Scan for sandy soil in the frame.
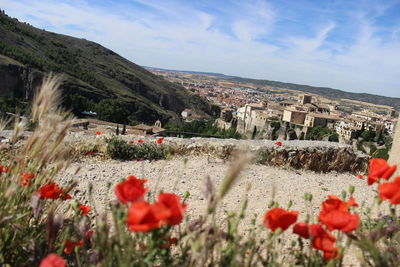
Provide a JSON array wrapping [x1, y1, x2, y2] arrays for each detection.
[[58, 156, 376, 217], [56, 155, 385, 266]]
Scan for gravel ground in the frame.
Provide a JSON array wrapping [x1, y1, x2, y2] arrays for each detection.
[[57, 155, 383, 266]]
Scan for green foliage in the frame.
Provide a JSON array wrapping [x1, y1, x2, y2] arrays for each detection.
[[329, 132, 339, 142], [357, 140, 367, 153], [270, 121, 281, 140], [356, 129, 392, 157], [361, 129, 376, 142], [384, 136, 393, 150], [0, 97, 29, 115], [270, 121, 280, 130], [369, 144, 377, 155], [94, 99, 129, 124], [371, 148, 390, 160], [106, 137, 134, 160], [164, 120, 242, 139], [106, 136, 166, 160], [305, 126, 338, 142], [63, 94, 95, 116]]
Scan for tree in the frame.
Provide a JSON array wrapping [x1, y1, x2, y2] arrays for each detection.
[[122, 124, 126, 135], [94, 99, 129, 124], [64, 94, 94, 116], [361, 129, 375, 142]]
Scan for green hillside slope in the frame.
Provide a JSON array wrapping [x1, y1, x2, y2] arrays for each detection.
[[0, 11, 216, 124]]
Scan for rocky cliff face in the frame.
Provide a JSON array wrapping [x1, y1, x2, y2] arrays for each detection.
[[0, 62, 43, 99]]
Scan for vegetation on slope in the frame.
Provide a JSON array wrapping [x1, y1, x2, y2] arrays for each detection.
[[0, 10, 216, 124]]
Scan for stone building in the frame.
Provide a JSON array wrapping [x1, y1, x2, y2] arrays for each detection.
[[282, 109, 307, 125], [298, 94, 312, 105], [304, 113, 340, 128]]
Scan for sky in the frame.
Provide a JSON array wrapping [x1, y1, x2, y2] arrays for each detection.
[[1, 0, 400, 97]]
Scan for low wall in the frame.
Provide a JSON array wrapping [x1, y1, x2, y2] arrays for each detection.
[[168, 138, 368, 174]]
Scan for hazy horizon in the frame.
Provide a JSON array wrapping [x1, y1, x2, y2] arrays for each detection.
[[1, 0, 400, 98]]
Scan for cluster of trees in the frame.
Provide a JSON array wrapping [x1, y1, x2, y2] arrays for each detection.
[[0, 97, 29, 115], [305, 126, 339, 142], [64, 94, 131, 124], [357, 128, 392, 160], [164, 120, 242, 139]]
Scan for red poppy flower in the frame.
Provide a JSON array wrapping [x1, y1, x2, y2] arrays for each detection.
[[126, 201, 169, 232], [357, 174, 363, 179], [323, 248, 340, 261], [321, 195, 357, 213], [0, 165, 3, 174], [274, 141, 282, 146], [63, 194, 72, 200], [38, 183, 64, 200], [20, 172, 35, 186], [319, 196, 359, 232], [156, 137, 164, 144], [309, 224, 338, 257], [86, 151, 94, 156], [4, 166, 9, 173], [39, 253, 66, 267], [115, 176, 147, 204], [95, 131, 101, 135], [294, 222, 339, 259], [378, 176, 400, 204], [293, 222, 310, 239], [263, 208, 298, 232], [64, 240, 83, 254], [367, 158, 397, 185], [79, 204, 91, 216], [138, 139, 144, 143], [319, 209, 359, 232], [129, 141, 135, 144], [156, 193, 187, 225]]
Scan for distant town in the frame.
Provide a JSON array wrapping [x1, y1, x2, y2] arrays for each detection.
[[147, 67, 397, 143]]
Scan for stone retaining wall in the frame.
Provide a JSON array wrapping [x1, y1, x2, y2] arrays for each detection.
[[168, 138, 368, 174]]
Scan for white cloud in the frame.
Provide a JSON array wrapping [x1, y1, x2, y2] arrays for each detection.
[[231, 0, 276, 42], [288, 22, 336, 52], [1, 0, 399, 97]]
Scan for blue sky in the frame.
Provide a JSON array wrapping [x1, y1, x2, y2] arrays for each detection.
[[1, 0, 400, 97]]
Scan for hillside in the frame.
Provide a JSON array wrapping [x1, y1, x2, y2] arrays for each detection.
[[228, 77, 400, 110], [0, 11, 216, 123]]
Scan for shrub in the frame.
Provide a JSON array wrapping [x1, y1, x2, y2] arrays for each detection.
[[371, 148, 389, 160], [106, 136, 134, 160], [106, 136, 167, 160]]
